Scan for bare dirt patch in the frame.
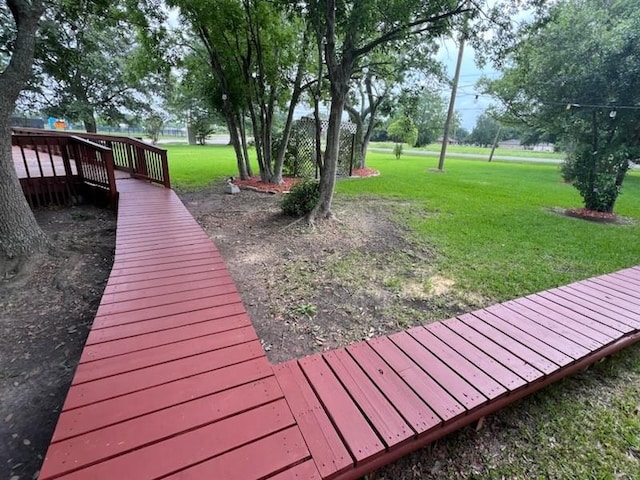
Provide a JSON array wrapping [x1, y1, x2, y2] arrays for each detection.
[[180, 180, 487, 364], [0, 206, 115, 480]]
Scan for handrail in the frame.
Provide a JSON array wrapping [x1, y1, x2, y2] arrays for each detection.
[[12, 132, 118, 207], [11, 127, 170, 188]]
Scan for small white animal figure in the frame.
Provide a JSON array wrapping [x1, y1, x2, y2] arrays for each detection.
[[224, 176, 240, 194]]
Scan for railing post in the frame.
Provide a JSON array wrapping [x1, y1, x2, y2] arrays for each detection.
[[103, 149, 118, 207], [161, 151, 171, 188], [136, 145, 148, 178]]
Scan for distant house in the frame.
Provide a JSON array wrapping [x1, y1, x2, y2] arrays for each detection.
[[531, 143, 555, 152], [436, 136, 459, 145], [498, 139, 521, 149]]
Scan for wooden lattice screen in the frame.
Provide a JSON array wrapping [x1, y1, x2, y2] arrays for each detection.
[[285, 118, 356, 178]]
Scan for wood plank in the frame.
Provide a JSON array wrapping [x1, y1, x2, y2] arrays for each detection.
[[86, 303, 247, 344], [426, 321, 528, 391], [92, 293, 242, 329], [408, 326, 507, 399], [460, 313, 560, 373], [111, 250, 221, 271], [53, 357, 272, 442], [368, 336, 464, 421], [584, 278, 640, 307], [442, 317, 544, 382], [113, 238, 213, 255], [535, 288, 637, 332], [599, 273, 640, 292], [44, 402, 297, 480], [102, 269, 231, 297], [324, 348, 415, 448], [165, 426, 310, 480], [267, 460, 321, 480], [610, 271, 640, 288], [299, 354, 384, 464], [81, 314, 250, 362], [62, 341, 265, 410], [109, 256, 226, 277], [390, 331, 487, 410], [114, 229, 209, 247], [104, 263, 229, 286], [112, 240, 218, 263], [74, 326, 257, 384], [487, 304, 590, 358], [95, 283, 238, 317], [346, 341, 441, 434], [44, 378, 283, 476], [100, 273, 234, 305], [476, 308, 574, 365], [568, 283, 640, 325], [273, 361, 353, 479], [504, 298, 607, 348]]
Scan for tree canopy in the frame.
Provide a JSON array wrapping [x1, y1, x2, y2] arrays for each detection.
[[484, 0, 640, 212]]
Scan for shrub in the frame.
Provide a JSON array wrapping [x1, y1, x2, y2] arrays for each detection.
[[559, 154, 577, 183], [281, 180, 320, 217]]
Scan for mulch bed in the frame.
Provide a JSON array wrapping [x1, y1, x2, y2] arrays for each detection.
[[234, 168, 380, 194], [565, 208, 618, 223]]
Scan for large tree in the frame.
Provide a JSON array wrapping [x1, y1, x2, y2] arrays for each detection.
[[24, 0, 162, 132], [0, 0, 47, 270], [306, 0, 469, 222], [484, 0, 640, 213], [169, 0, 311, 183]]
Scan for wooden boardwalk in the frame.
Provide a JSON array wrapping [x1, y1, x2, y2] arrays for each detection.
[[39, 176, 640, 480]]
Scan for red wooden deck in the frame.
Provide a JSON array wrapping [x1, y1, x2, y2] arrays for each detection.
[[38, 176, 640, 480]]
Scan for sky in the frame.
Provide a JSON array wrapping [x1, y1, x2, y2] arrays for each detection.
[[437, 38, 499, 131]]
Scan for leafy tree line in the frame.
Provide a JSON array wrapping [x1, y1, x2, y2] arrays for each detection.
[[483, 0, 640, 213]]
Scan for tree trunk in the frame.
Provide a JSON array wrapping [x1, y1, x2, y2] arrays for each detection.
[[0, 0, 48, 268], [309, 81, 347, 221], [84, 116, 97, 133]]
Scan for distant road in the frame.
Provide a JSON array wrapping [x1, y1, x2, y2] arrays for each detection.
[[369, 147, 563, 164]]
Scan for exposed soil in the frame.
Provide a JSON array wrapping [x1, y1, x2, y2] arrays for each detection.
[[548, 206, 635, 225], [180, 179, 485, 364], [0, 206, 115, 480]]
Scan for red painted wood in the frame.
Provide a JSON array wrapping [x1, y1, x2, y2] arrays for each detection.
[[111, 250, 221, 271], [86, 303, 247, 344], [567, 283, 640, 326], [95, 283, 238, 317], [426, 322, 527, 391], [53, 357, 272, 442], [74, 326, 257, 384], [92, 293, 242, 329], [475, 309, 573, 366], [164, 426, 309, 480], [100, 273, 234, 305], [504, 298, 607, 348], [487, 304, 590, 359], [598, 273, 640, 292], [460, 313, 559, 373], [408, 327, 507, 400], [104, 263, 229, 286], [112, 240, 217, 262], [114, 229, 209, 247], [268, 460, 322, 480], [44, 378, 283, 476], [109, 256, 225, 277], [273, 361, 353, 479], [102, 269, 231, 297], [346, 342, 441, 434], [81, 314, 250, 362], [43, 402, 297, 480], [583, 278, 640, 307], [611, 272, 640, 288], [442, 318, 544, 382], [63, 341, 265, 410], [299, 354, 384, 464], [324, 348, 415, 448], [534, 289, 636, 333], [368, 336, 464, 421], [113, 238, 216, 256], [390, 331, 487, 410]]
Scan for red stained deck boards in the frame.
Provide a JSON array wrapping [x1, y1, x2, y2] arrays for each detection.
[[38, 176, 640, 480]]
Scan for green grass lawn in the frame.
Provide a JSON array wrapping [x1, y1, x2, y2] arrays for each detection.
[[167, 144, 640, 302], [369, 141, 565, 159]]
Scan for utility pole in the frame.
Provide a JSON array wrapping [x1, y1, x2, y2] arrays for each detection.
[[488, 125, 502, 162], [437, 6, 468, 172]]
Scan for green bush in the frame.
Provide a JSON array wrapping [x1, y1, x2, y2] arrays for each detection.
[[281, 180, 320, 217], [559, 155, 577, 183]]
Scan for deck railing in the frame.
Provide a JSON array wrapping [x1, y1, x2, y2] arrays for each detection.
[[12, 128, 171, 189], [12, 133, 117, 208]]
